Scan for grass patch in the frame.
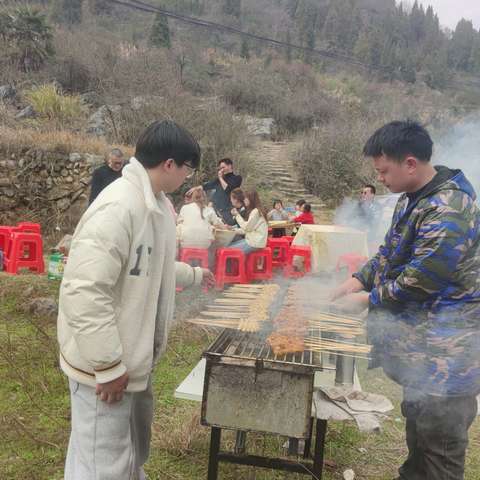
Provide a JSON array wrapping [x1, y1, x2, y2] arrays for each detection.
[[0, 126, 132, 157], [24, 84, 86, 123], [0, 273, 479, 479]]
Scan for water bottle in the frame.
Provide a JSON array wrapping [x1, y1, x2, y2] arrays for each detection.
[[48, 251, 64, 280]]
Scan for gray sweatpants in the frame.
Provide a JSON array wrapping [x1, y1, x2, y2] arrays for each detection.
[[65, 378, 153, 480]]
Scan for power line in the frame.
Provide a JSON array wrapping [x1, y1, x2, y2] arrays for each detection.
[[107, 0, 480, 96], [107, 0, 394, 74]]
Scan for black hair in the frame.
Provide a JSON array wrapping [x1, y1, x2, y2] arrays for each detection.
[[218, 158, 233, 166], [363, 120, 433, 163], [273, 199, 283, 207], [296, 199, 306, 207], [364, 184, 376, 195], [135, 120, 200, 169], [303, 204, 312, 213]]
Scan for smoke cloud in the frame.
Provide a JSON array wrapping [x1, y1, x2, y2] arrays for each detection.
[[433, 114, 480, 196]]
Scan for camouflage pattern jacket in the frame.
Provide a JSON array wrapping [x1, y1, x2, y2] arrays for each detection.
[[355, 167, 480, 396]]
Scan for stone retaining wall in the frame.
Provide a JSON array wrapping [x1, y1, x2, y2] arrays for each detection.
[[0, 148, 103, 231]]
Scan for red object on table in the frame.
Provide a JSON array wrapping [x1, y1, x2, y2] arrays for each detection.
[[246, 247, 273, 282], [282, 236, 294, 246], [4, 232, 45, 274], [215, 248, 247, 289], [336, 253, 368, 275], [283, 245, 312, 278], [267, 238, 290, 268]]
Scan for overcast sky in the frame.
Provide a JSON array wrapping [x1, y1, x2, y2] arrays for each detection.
[[416, 1, 480, 30]]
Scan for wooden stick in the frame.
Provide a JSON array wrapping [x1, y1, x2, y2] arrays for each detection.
[[200, 311, 245, 318]]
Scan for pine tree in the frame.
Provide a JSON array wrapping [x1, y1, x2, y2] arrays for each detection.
[[223, 0, 241, 18], [449, 19, 475, 71], [149, 11, 171, 48], [240, 37, 250, 60], [285, 29, 293, 63], [286, 0, 299, 20], [50, 0, 83, 26], [425, 47, 449, 89], [88, 0, 113, 15]]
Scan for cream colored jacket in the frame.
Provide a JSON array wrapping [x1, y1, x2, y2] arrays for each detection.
[[177, 203, 223, 248], [235, 208, 268, 248], [57, 158, 203, 392]]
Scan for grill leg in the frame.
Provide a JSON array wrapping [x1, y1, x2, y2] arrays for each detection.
[[303, 418, 315, 459], [312, 419, 327, 479], [288, 438, 299, 456], [208, 427, 221, 480]]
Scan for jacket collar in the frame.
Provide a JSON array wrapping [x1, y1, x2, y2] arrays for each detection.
[[122, 157, 168, 215]]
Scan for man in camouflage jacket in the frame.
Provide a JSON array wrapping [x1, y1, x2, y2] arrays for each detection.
[[333, 121, 479, 480]]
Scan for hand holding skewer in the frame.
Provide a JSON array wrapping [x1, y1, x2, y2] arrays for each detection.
[[333, 292, 370, 315], [329, 277, 364, 301]]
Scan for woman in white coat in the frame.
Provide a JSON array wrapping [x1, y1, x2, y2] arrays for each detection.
[[177, 187, 224, 249]]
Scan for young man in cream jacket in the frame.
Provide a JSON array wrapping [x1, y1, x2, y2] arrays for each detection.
[[58, 120, 214, 480]]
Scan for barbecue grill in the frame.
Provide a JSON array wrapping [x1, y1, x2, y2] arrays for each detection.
[[193, 282, 363, 479]]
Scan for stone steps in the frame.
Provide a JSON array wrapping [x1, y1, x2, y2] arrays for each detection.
[[248, 139, 328, 218]]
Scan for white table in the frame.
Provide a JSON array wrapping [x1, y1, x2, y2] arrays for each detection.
[[292, 224, 369, 273]]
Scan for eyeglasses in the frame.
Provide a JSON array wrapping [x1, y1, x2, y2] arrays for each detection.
[[184, 162, 197, 179]]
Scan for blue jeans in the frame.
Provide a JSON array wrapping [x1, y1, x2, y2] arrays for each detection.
[[228, 239, 259, 255]]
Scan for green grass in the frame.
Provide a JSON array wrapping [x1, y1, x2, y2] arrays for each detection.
[[0, 273, 479, 479]]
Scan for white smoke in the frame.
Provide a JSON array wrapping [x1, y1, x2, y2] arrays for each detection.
[[433, 114, 480, 197]]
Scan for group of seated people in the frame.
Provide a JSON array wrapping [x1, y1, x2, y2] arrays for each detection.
[[176, 186, 315, 265], [176, 187, 268, 257]]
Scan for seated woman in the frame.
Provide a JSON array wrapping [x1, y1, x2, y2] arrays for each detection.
[[228, 189, 268, 254], [267, 199, 289, 221], [177, 187, 224, 249], [267, 199, 289, 237]]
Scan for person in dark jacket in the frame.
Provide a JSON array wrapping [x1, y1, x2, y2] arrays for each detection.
[[201, 158, 242, 225], [332, 121, 480, 480], [89, 148, 125, 205]]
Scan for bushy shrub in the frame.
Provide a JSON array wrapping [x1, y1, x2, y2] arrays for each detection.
[[294, 118, 374, 206], [24, 84, 86, 122], [219, 59, 335, 134]]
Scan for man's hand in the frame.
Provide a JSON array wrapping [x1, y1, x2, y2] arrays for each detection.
[[217, 168, 225, 179], [96, 371, 129, 404], [201, 269, 215, 289], [330, 277, 364, 301], [334, 291, 370, 315]]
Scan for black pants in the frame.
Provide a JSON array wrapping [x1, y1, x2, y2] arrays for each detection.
[[399, 390, 477, 480]]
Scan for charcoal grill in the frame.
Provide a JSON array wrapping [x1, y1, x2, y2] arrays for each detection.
[[201, 328, 338, 479]]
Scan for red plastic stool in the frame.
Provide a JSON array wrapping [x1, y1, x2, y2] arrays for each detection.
[[282, 235, 294, 246], [179, 247, 209, 268], [336, 253, 368, 275], [267, 238, 290, 268], [5, 232, 45, 274], [17, 222, 41, 234], [284, 245, 312, 278], [246, 247, 273, 282], [215, 248, 247, 289], [0, 226, 16, 268], [178, 248, 210, 292]]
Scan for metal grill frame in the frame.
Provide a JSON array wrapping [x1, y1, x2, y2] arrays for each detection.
[[204, 328, 335, 372]]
